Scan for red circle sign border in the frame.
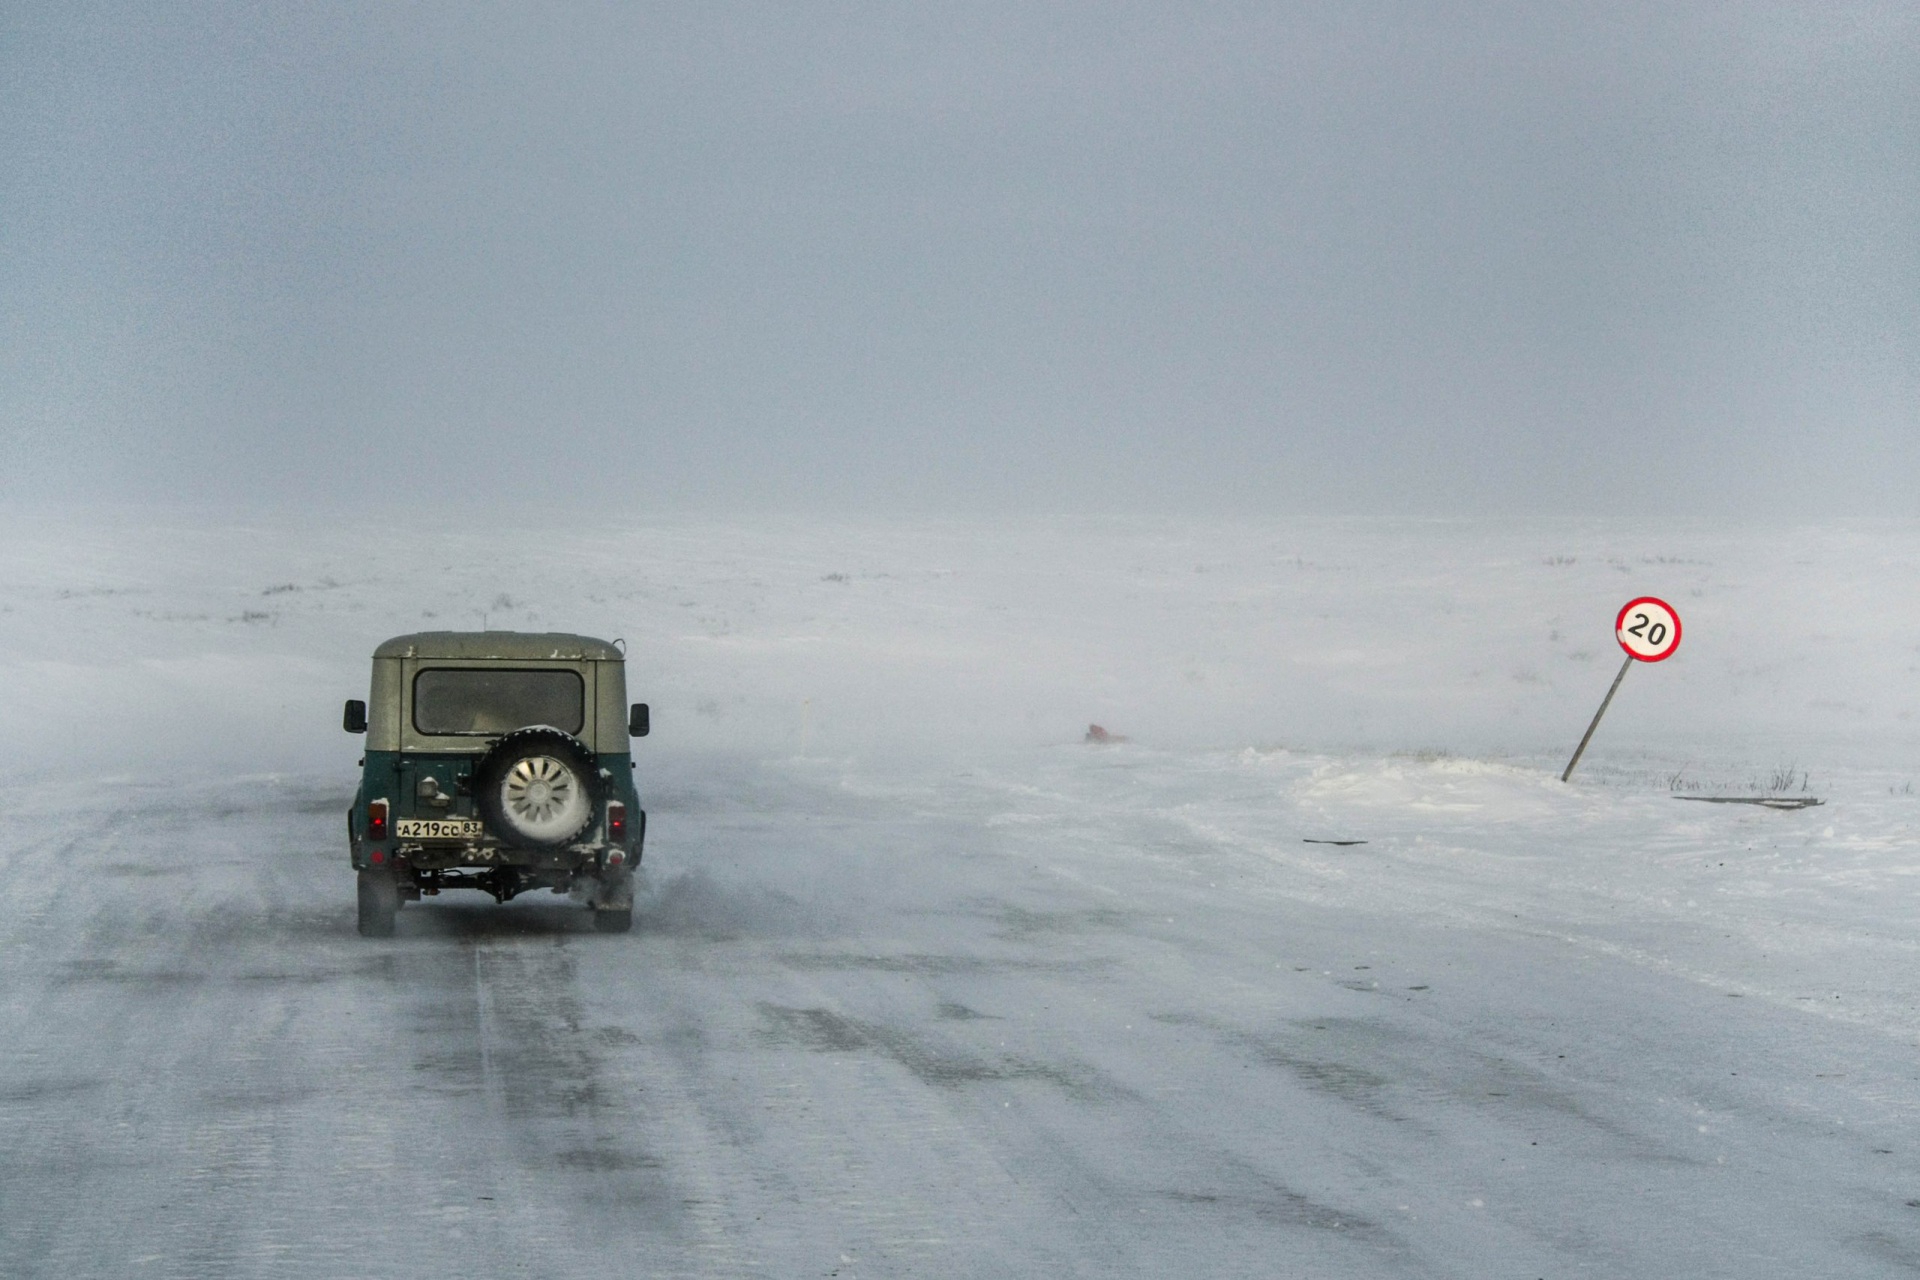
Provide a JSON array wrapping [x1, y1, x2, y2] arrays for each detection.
[[1615, 596, 1682, 662]]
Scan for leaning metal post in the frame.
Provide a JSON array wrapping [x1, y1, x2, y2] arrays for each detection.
[[1562, 654, 1635, 782]]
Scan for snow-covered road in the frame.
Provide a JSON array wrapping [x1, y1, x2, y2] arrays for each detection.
[[3, 742, 1918, 1278], [1, 513, 1916, 1276]]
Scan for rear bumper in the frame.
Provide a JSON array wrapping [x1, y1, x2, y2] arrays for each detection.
[[396, 841, 604, 871], [350, 808, 644, 873]]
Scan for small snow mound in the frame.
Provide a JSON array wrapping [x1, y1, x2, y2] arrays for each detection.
[[1417, 756, 1561, 787], [1300, 754, 1569, 822], [1237, 746, 1293, 765]]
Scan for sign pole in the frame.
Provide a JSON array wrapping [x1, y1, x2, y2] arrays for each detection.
[[1562, 654, 1634, 783]]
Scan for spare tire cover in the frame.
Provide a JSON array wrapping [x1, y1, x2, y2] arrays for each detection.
[[474, 726, 602, 849]]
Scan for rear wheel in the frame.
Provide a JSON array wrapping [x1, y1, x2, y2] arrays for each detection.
[[357, 869, 398, 937], [593, 906, 632, 934]]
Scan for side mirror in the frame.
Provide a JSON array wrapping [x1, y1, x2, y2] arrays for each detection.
[[628, 703, 650, 737], [343, 699, 368, 734]]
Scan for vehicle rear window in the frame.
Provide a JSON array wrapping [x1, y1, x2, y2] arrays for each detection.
[[412, 669, 585, 736]]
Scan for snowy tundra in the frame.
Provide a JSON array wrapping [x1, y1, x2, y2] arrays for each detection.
[[0, 510, 1915, 1278]]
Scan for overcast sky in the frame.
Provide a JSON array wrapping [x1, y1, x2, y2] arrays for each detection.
[[2, 2, 1914, 516]]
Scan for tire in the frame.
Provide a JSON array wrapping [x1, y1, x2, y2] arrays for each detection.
[[593, 906, 633, 934], [473, 726, 603, 850], [357, 869, 398, 937]]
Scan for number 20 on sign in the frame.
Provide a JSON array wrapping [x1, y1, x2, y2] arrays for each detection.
[[1562, 596, 1683, 781]]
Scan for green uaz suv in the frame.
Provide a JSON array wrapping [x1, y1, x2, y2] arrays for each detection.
[[342, 632, 649, 936]]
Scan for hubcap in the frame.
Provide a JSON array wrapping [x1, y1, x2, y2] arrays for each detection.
[[501, 755, 585, 838]]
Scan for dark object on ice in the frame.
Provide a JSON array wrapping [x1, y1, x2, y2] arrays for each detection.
[[1085, 724, 1130, 744], [1674, 796, 1824, 810], [1303, 839, 1368, 846], [342, 632, 651, 937]]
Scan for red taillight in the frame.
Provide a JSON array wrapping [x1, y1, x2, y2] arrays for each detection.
[[368, 799, 389, 841], [607, 801, 626, 842]]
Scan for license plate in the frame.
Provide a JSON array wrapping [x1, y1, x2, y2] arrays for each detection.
[[395, 817, 485, 842]]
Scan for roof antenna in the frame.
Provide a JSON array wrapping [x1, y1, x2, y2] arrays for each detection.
[[612, 637, 626, 654]]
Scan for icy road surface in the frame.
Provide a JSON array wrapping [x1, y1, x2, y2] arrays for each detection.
[[4, 750, 1920, 1278], [0, 514, 1916, 1276]]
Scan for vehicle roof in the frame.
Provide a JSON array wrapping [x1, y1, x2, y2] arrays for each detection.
[[372, 631, 625, 661]]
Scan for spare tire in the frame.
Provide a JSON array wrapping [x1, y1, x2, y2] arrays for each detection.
[[474, 726, 602, 850]]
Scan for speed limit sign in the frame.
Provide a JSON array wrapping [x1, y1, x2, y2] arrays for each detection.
[[1616, 597, 1682, 662], [1563, 595, 1686, 780]]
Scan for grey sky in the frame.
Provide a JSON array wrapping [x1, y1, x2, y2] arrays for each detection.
[[3, 2, 1914, 514]]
